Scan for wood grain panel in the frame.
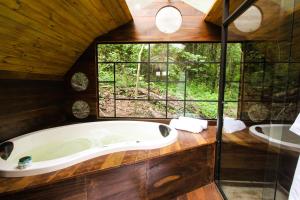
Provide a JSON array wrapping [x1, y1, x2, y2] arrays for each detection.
[[0, 79, 66, 142], [147, 146, 215, 200], [0, 0, 132, 79], [86, 163, 146, 200], [0, 177, 87, 200]]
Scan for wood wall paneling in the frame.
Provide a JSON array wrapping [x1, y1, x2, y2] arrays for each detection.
[[64, 43, 98, 120], [0, 79, 66, 142]]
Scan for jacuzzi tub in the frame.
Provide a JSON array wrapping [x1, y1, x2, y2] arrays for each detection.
[[0, 121, 177, 177], [249, 124, 300, 152]]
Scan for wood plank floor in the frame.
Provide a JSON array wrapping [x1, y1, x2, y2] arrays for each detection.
[[0, 126, 216, 194], [175, 183, 223, 200]]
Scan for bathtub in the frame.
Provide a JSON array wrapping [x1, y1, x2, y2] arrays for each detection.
[[0, 121, 177, 177], [249, 124, 300, 152]]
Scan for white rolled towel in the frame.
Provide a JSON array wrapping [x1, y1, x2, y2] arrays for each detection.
[[290, 113, 300, 136], [169, 119, 203, 133], [289, 156, 300, 200], [223, 117, 246, 134], [179, 116, 208, 129]]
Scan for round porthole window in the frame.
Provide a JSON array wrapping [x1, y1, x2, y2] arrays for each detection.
[[155, 6, 182, 34], [233, 5, 262, 33], [72, 100, 90, 119], [71, 72, 89, 91]]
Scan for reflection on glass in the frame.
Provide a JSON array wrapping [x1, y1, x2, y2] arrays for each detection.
[[233, 5, 262, 33], [220, 1, 300, 200]]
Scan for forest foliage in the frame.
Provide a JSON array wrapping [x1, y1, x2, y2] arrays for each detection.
[[97, 43, 242, 119]]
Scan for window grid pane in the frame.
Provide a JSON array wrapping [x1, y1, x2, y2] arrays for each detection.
[[97, 43, 238, 119]]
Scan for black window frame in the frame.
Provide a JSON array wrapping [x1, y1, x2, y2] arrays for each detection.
[[96, 42, 241, 120]]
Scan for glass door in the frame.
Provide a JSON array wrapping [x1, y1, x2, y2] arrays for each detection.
[[217, 0, 300, 199]]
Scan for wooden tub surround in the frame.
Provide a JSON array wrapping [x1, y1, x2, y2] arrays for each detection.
[[0, 126, 218, 200]]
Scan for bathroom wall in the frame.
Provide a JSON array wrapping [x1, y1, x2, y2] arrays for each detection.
[[65, 1, 222, 121], [0, 78, 66, 142], [64, 43, 98, 121]]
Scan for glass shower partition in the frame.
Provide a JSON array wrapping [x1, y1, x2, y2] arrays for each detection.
[[217, 0, 300, 199]]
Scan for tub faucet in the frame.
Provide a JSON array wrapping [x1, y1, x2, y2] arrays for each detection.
[[17, 156, 32, 169]]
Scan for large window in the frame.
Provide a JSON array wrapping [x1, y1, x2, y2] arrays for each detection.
[[97, 43, 241, 119]]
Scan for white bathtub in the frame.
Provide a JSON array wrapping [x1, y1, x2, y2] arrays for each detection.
[[249, 124, 300, 152], [0, 121, 177, 177]]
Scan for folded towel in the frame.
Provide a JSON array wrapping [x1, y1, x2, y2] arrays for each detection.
[[178, 116, 208, 129], [223, 117, 246, 134], [289, 156, 300, 200], [290, 113, 300, 136], [169, 119, 203, 133]]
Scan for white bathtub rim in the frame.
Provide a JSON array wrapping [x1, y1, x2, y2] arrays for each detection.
[[0, 137, 177, 177], [0, 121, 178, 177], [249, 124, 300, 153]]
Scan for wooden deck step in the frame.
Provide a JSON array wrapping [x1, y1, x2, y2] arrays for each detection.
[[175, 183, 223, 200]]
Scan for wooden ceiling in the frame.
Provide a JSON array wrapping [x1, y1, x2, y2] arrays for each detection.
[[0, 0, 132, 80]]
